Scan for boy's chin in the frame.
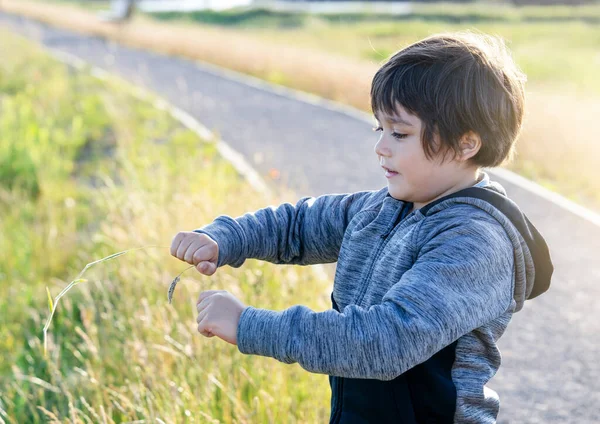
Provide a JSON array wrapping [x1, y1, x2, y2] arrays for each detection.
[[387, 185, 405, 200], [388, 185, 415, 204]]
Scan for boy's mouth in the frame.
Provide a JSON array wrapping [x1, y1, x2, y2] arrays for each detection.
[[382, 165, 398, 177]]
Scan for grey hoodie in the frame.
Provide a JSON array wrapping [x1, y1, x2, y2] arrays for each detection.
[[194, 171, 553, 423]]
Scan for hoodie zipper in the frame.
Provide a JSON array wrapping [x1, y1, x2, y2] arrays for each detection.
[[352, 202, 413, 308], [331, 202, 417, 422], [382, 201, 413, 238]]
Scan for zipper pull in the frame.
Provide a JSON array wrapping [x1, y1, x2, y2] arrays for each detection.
[[381, 203, 407, 239]]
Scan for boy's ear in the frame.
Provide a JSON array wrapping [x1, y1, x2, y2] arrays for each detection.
[[459, 131, 482, 161]]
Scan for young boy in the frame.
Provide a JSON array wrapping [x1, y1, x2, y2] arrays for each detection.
[[170, 30, 553, 423]]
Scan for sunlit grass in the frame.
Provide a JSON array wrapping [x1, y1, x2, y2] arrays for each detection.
[[42, 245, 188, 358], [0, 30, 332, 423]]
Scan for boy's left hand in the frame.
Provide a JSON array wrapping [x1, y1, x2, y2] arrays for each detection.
[[196, 290, 246, 345]]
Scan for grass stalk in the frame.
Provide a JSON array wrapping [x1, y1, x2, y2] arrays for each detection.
[[42, 245, 180, 357]]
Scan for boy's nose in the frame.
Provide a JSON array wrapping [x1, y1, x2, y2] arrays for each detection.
[[374, 139, 392, 158]]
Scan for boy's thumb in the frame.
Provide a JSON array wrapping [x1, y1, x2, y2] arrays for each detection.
[[197, 261, 215, 275]]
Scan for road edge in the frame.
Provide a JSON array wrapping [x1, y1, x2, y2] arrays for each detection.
[[46, 47, 332, 284]]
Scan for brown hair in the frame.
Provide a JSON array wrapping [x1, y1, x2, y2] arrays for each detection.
[[370, 30, 527, 167]]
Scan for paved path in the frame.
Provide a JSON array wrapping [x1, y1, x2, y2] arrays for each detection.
[[2, 12, 599, 423]]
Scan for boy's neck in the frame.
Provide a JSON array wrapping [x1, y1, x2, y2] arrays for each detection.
[[409, 169, 483, 214]]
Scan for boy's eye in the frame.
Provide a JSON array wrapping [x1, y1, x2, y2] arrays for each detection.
[[372, 126, 408, 140]]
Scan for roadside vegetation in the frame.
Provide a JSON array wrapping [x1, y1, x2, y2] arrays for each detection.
[[0, 30, 331, 423]]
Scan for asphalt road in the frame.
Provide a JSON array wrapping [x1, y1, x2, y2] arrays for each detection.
[[2, 12, 599, 423]]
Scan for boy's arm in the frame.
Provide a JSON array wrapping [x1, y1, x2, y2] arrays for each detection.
[[235, 213, 516, 380], [193, 188, 383, 268]]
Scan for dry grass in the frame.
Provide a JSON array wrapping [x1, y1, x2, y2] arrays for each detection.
[[42, 246, 196, 357], [1, 31, 334, 420], [511, 88, 600, 209]]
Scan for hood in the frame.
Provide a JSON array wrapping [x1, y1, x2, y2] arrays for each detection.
[[414, 179, 553, 311]]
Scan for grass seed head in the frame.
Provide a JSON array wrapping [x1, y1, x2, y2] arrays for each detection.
[[168, 275, 181, 304]]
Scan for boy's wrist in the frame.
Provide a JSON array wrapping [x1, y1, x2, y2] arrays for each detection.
[[193, 219, 245, 268]]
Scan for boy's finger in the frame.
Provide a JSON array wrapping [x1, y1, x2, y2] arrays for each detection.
[[197, 290, 226, 305], [197, 319, 211, 337], [192, 244, 212, 265], [199, 329, 215, 338], [197, 316, 216, 337], [196, 308, 208, 324], [184, 242, 201, 264], [196, 261, 215, 275], [176, 237, 194, 261], [170, 232, 185, 257], [180, 239, 199, 264]]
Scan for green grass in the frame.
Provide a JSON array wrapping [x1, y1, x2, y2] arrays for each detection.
[[0, 30, 331, 423]]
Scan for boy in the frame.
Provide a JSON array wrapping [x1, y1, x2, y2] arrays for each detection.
[[171, 30, 553, 423]]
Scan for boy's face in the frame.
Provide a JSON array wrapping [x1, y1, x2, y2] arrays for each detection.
[[374, 103, 478, 208]]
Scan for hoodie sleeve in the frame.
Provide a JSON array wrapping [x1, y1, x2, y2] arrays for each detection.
[[235, 214, 515, 380], [193, 189, 382, 268]]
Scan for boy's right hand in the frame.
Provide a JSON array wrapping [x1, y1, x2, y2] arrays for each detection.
[[170, 231, 219, 276]]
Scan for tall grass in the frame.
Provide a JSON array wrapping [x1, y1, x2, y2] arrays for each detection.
[[0, 30, 332, 423]]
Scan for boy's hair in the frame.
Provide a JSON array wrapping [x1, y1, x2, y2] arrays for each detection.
[[371, 30, 527, 168]]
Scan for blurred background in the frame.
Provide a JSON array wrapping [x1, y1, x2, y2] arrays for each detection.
[[0, 0, 598, 423]]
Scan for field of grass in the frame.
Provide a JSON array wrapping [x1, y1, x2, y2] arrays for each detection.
[[3, 0, 600, 213], [0, 30, 332, 423]]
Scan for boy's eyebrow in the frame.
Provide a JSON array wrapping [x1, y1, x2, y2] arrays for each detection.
[[373, 112, 414, 127]]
